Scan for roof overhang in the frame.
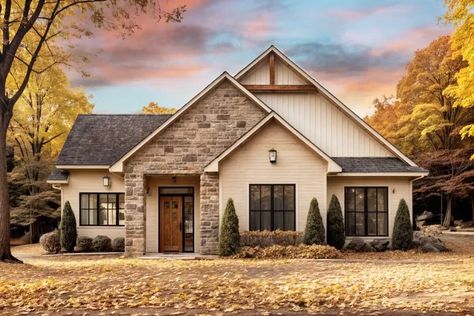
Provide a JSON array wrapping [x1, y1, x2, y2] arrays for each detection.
[[109, 72, 272, 173], [56, 165, 109, 170], [235, 46, 419, 168], [46, 179, 69, 184], [204, 112, 342, 173], [329, 172, 429, 177]]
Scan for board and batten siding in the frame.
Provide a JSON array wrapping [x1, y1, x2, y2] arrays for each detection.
[[240, 57, 308, 85], [257, 92, 394, 157], [61, 170, 125, 240], [219, 120, 328, 232], [327, 176, 413, 239]]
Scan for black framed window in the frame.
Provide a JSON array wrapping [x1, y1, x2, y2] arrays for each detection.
[[80, 193, 125, 226], [345, 187, 388, 236], [249, 184, 295, 231]]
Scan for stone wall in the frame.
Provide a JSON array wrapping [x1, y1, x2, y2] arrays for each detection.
[[123, 79, 268, 255], [199, 173, 219, 254]]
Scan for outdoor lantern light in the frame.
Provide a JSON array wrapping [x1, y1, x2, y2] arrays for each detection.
[[269, 149, 277, 163], [103, 175, 110, 187]]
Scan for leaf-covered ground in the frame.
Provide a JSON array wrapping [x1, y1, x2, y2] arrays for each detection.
[[2, 235, 474, 315]]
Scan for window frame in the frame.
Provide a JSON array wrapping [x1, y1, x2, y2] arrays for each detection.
[[79, 192, 125, 227], [249, 184, 296, 231], [344, 186, 389, 237]]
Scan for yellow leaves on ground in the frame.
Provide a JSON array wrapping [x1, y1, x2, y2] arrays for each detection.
[[1, 253, 474, 315]]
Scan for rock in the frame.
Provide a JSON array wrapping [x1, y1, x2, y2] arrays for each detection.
[[416, 220, 425, 229], [419, 236, 449, 252], [416, 211, 434, 222], [421, 243, 440, 253], [345, 238, 376, 252], [369, 239, 390, 252]]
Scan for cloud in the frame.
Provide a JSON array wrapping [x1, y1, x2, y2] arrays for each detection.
[[328, 4, 408, 21]]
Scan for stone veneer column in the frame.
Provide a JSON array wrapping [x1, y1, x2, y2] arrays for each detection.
[[124, 172, 146, 256], [200, 172, 219, 255]]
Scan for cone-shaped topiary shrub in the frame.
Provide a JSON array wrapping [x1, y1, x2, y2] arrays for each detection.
[[392, 199, 413, 250], [303, 198, 325, 245], [327, 195, 345, 249], [219, 198, 240, 256], [60, 201, 77, 252]]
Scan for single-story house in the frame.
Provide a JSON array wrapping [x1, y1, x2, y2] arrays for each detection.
[[48, 46, 428, 255]]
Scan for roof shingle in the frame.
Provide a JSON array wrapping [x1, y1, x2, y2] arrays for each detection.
[[332, 157, 427, 173]]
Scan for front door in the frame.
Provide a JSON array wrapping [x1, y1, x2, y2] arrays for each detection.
[[160, 196, 182, 252]]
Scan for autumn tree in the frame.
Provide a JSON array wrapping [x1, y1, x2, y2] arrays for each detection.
[[142, 101, 176, 114], [0, 0, 185, 262]]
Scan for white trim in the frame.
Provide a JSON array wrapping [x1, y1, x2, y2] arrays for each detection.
[[204, 112, 342, 173], [56, 165, 108, 170], [235, 46, 419, 167], [47, 180, 69, 184], [109, 72, 272, 173], [330, 172, 429, 177]]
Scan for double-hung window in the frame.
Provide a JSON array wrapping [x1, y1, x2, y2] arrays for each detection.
[[249, 184, 295, 231], [80, 193, 125, 226], [345, 187, 388, 236]]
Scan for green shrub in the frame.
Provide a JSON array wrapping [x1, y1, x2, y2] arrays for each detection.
[[240, 230, 303, 247], [112, 237, 125, 252], [327, 195, 345, 249], [219, 198, 240, 256], [92, 235, 112, 252], [303, 198, 325, 245], [392, 199, 413, 250], [39, 230, 60, 254], [76, 236, 93, 252], [60, 201, 77, 252]]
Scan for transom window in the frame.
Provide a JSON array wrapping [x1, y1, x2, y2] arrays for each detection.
[[249, 184, 295, 231], [344, 187, 388, 236], [80, 193, 125, 226]]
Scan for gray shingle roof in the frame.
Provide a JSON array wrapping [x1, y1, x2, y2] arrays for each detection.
[[57, 114, 172, 166], [332, 157, 427, 173], [47, 169, 69, 181]]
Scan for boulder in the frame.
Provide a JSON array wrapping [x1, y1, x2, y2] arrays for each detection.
[[416, 211, 434, 222], [345, 238, 376, 252], [370, 239, 390, 252], [421, 242, 440, 253], [419, 236, 449, 252]]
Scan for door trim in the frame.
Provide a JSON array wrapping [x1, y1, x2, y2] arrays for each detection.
[[158, 187, 194, 253]]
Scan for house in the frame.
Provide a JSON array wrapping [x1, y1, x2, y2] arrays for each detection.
[[48, 46, 428, 255]]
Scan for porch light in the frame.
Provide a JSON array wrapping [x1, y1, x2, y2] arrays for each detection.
[[269, 149, 277, 163], [103, 175, 110, 187]]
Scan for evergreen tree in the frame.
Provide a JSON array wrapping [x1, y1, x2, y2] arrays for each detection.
[[303, 198, 325, 245], [327, 195, 345, 249], [60, 201, 77, 252], [392, 199, 413, 250], [219, 198, 240, 256]]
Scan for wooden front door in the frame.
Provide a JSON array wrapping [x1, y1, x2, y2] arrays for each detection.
[[160, 196, 182, 252]]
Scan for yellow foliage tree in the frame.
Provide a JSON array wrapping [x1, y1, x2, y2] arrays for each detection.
[[142, 101, 176, 114]]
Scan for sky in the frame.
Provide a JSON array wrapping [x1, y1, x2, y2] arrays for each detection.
[[67, 0, 451, 117]]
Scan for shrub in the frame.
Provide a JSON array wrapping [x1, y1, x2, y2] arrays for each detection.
[[39, 230, 61, 254], [76, 236, 93, 252], [219, 198, 240, 256], [240, 230, 303, 247], [92, 235, 112, 252], [303, 198, 325, 245], [327, 195, 345, 249], [392, 199, 413, 250], [234, 244, 341, 259], [112, 237, 125, 252], [60, 201, 77, 252]]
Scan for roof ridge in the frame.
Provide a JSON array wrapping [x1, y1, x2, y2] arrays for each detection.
[[77, 113, 174, 117]]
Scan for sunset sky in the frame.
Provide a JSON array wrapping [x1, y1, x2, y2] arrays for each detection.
[[69, 0, 451, 116]]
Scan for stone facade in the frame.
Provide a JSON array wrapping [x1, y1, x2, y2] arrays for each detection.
[[123, 79, 268, 255], [199, 173, 219, 254]]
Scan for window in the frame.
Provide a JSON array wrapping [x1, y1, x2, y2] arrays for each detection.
[[80, 193, 125, 226], [344, 187, 388, 236], [249, 184, 295, 231]]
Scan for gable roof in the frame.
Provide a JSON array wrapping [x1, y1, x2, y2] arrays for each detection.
[[109, 72, 272, 172], [332, 157, 427, 174], [235, 46, 419, 167], [205, 112, 342, 173], [56, 114, 172, 167]]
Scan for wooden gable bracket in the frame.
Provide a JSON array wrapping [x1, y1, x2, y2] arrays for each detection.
[[269, 52, 275, 84]]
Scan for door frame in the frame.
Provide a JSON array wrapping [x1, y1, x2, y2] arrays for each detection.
[[158, 187, 195, 253]]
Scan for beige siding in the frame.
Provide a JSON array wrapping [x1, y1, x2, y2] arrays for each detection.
[[61, 170, 125, 239], [145, 176, 200, 253], [257, 92, 394, 157], [240, 57, 308, 85], [327, 176, 413, 239], [219, 120, 328, 232]]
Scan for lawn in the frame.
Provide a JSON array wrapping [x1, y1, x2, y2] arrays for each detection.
[[1, 235, 474, 315]]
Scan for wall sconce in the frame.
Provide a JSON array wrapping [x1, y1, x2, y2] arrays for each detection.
[[392, 188, 396, 194], [269, 149, 277, 163], [172, 176, 177, 183], [103, 175, 111, 188]]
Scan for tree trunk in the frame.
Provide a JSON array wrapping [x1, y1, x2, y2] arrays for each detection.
[[442, 195, 453, 228], [0, 104, 21, 263], [471, 195, 474, 222]]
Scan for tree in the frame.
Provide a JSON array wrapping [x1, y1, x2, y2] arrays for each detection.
[[60, 201, 77, 252], [392, 199, 413, 250], [303, 198, 325, 245], [326, 195, 345, 250], [0, 0, 185, 262], [219, 198, 240, 256], [142, 101, 176, 114]]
